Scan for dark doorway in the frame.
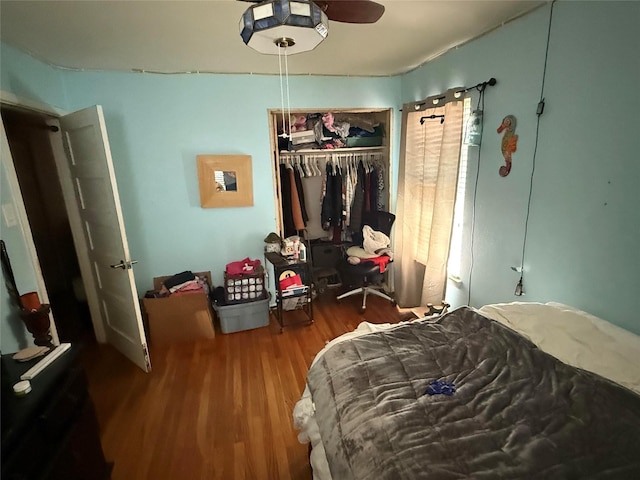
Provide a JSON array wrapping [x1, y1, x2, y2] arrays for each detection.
[[1, 106, 95, 343]]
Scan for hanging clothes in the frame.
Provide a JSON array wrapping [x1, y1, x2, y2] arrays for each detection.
[[280, 165, 296, 237], [289, 168, 306, 231], [293, 167, 309, 225], [368, 166, 379, 214], [344, 160, 356, 228], [321, 161, 343, 231], [364, 170, 372, 213], [349, 161, 366, 236], [376, 167, 385, 211], [282, 150, 386, 242]]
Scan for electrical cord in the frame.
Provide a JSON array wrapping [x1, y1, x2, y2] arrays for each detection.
[[467, 85, 486, 306], [517, 0, 555, 288]]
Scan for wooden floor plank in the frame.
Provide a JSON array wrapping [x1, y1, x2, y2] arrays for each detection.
[[81, 290, 414, 479]]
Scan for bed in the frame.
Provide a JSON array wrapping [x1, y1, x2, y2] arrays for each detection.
[[293, 302, 640, 479]]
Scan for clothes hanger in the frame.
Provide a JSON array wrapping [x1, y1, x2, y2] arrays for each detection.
[[295, 155, 306, 177], [331, 155, 339, 176], [311, 156, 319, 176], [303, 157, 312, 177]]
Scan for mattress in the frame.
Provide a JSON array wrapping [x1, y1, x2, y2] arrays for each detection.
[[293, 302, 640, 480]]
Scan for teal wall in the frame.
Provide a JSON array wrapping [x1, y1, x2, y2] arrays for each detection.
[[1, 41, 401, 351], [1, 0, 638, 350], [0, 43, 68, 111], [60, 72, 401, 291], [402, 1, 640, 334]]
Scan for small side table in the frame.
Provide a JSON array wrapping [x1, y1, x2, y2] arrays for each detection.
[[265, 252, 314, 333]]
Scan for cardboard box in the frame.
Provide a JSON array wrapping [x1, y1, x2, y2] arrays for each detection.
[[142, 271, 215, 345]]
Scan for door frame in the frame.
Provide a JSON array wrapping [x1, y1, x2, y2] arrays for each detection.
[[1, 90, 107, 342]]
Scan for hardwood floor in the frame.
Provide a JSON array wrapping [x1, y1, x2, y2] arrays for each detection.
[[81, 290, 415, 480]]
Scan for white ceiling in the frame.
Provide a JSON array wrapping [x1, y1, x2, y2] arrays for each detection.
[[0, 0, 545, 77]]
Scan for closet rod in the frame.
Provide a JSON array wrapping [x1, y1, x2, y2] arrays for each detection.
[[280, 146, 384, 155]]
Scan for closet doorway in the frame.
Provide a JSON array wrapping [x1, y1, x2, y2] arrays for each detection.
[[268, 107, 393, 296], [1, 105, 93, 344], [268, 108, 393, 242], [2, 102, 151, 372]]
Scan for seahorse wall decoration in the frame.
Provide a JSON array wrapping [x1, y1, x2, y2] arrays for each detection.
[[497, 115, 518, 177]]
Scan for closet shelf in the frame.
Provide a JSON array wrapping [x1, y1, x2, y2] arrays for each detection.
[[280, 146, 384, 155]]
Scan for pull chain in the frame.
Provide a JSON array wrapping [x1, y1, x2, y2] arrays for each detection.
[[284, 45, 292, 139], [277, 45, 287, 139]]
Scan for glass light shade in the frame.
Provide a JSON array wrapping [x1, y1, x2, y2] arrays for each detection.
[[240, 0, 329, 55]]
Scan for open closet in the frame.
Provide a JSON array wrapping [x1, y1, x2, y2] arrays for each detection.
[[269, 108, 392, 242], [268, 107, 393, 293]]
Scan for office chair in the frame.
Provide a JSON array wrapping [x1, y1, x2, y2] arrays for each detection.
[[337, 211, 396, 311]]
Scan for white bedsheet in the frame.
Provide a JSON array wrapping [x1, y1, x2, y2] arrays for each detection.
[[293, 302, 640, 480], [478, 302, 640, 395]]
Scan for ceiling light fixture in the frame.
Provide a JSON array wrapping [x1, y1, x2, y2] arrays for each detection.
[[239, 0, 329, 55]]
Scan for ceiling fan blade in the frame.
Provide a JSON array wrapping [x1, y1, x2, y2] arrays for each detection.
[[314, 1, 385, 24], [237, 0, 385, 24]]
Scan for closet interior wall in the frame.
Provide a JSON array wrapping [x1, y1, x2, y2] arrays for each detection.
[[269, 108, 392, 243]]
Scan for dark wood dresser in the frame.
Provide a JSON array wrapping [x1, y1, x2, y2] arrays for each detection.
[[1, 344, 111, 480]]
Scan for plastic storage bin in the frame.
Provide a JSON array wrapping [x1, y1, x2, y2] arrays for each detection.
[[213, 297, 270, 334]]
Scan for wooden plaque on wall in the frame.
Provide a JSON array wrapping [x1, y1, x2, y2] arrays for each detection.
[[197, 155, 253, 208]]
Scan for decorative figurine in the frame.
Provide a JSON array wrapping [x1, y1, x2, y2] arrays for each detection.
[[497, 115, 518, 177]]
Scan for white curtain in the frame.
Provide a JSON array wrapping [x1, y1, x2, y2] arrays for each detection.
[[394, 97, 464, 307]]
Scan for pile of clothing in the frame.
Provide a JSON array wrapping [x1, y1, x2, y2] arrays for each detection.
[[346, 225, 393, 273], [144, 271, 209, 298], [279, 112, 383, 151]]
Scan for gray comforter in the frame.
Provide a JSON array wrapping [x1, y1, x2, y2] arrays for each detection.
[[307, 307, 640, 479]]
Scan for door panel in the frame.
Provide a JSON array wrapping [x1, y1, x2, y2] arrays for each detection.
[[58, 106, 150, 372]]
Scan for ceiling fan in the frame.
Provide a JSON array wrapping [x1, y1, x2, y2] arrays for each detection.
[[238, 0, 385, 24]]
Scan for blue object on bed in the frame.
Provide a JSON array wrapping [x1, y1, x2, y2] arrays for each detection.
[[425, 380, 456, 396]]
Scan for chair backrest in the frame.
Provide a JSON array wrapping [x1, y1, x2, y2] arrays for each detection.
[[363, 211, 396, 237], [352, 211, 396, 246]]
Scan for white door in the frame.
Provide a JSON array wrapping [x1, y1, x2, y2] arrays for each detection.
[[56, 105, 150, 372]]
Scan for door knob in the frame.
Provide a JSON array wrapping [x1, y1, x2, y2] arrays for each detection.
[[110, 260, 138, 270]]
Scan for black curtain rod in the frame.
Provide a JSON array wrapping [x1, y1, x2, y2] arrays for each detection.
[[410, 78, 497, 110], [458, 77, 497, 94]]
